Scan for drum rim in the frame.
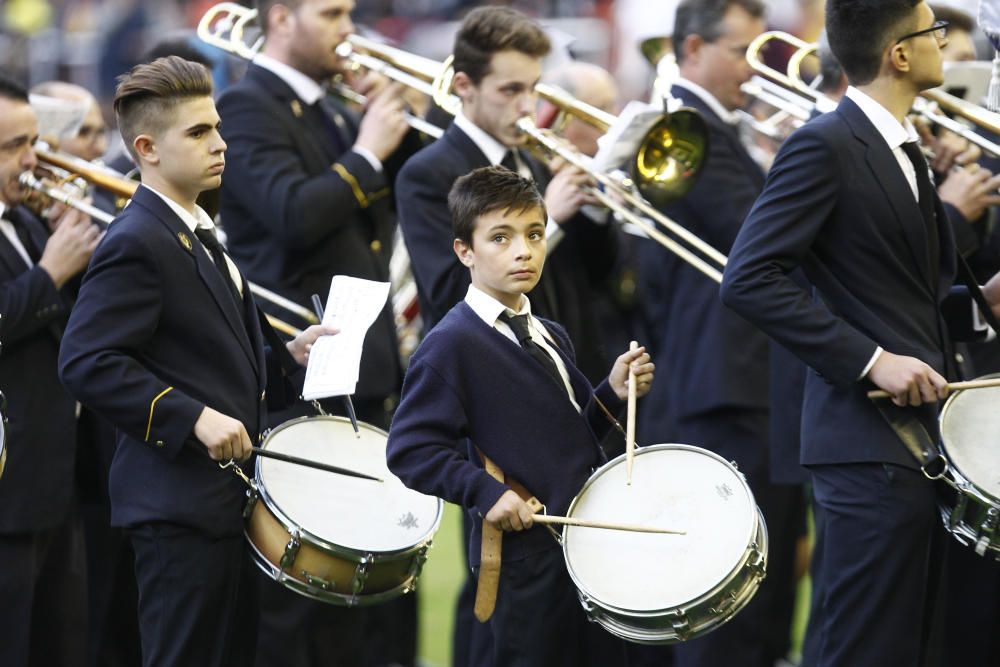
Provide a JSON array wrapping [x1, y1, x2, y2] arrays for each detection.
[[939, 372, 1000, 503], [562, 443, 761, 613], [254, 415, 443, 561]]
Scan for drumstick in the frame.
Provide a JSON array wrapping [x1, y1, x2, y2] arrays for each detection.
[[626, 340, 638, 485], [251, 447, 383, 482], [867, 377, 1000, 400], [530, 513, 685, 535]]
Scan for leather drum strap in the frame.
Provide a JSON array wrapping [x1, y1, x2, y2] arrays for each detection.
[[475, 453, 505, 622]]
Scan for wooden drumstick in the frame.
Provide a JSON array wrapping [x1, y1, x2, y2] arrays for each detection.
[[867, 377, 1000, 400], [626, 340, 638, 485], [530, 513, 685, 535]]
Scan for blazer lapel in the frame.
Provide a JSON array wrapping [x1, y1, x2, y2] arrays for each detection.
[[840, 98, 935, 294], [132, 187, 259, 372], [247, 65, 335, 169]]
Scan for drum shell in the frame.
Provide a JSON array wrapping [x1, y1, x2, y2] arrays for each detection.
[[563, 444, 768, 644]]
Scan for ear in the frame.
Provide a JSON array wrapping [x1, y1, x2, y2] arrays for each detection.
[[452, 71, 475, 102], [133, 134, 159, 166], [680, 34, 705, 66], [454, 237, 475, 267], [267, 3, 293, 39], [889, 42, 911, 74]]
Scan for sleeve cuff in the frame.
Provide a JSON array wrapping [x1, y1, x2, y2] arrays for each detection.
[[545, 217, 565, 254], [972, 296, 997, 341], [351, 146, 384, 173], [859, 346, 883, 380]]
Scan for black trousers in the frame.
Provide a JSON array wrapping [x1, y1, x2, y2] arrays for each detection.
[[807, 463, 942, 667], [130, 523, 257, 667], [478, 546, 626, 667], [0, 514, 88, 667]]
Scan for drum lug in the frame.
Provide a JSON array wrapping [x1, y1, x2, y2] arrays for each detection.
[[407, 545, 430, 588], [747, 543, 767, 578], [975, 507, 999, 556], [351, 555, 372, 597], [578, 593, 595, 614], [242, 489, 259, 520], [948, 492, 968, 529], [668, 610, 691, 640], [302, 572, 335, 592], [280, 530, 301, 570]]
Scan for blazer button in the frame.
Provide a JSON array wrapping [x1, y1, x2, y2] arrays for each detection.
[[369, 240, 382, 253], [155, 440, 165, 448]]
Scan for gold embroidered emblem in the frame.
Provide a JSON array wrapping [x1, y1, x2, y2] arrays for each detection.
[[290, 99, 303, 118], [177, 232, 193, 252]]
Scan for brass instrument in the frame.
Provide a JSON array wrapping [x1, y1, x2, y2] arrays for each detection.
[[197, 2, 722, 282], [748, 30, 1000, 157], [19, 157, 315, 337]]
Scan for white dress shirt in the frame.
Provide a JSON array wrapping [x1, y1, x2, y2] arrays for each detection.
[[464, 283, 581, 412], [252, 52, 382, 173], [673, 77, 741, 126], [0, 202, 35, 268]]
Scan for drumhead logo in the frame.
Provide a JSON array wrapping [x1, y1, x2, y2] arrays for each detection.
[[716, 483, 734, 500], [397, 512, 419, 529]]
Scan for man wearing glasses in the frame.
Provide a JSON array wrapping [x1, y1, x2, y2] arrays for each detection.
[[722, 1, 1000, 665]]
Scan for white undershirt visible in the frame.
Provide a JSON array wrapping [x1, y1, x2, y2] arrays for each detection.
[[464, 283, 581, 412]]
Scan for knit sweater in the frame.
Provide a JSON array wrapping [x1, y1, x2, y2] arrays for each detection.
[[386, 301, 623, 565]]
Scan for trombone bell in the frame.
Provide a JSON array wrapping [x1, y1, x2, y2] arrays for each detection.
[[634, 109, 708, 205]]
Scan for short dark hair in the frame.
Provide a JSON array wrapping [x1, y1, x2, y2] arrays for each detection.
[[114, 56, 213, 162], [817, 32, 846, 94], [256, 0, 304, 37], [449, 166, 547, 246], [453, 7, 551, 85], [673, 0, 766, 65], [0, 73, 29, 103], [826, 0, 921, 86]]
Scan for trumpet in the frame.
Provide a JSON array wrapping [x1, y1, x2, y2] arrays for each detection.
[[19, 158, 316, 337], [748, 30, 1000, 157], [197, 2, 723, 282]]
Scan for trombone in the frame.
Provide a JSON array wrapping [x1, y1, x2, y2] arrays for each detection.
[[21, 155, 315, 337], [197, 1, 725, 283]]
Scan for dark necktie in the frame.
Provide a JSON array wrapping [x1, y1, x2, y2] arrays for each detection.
[[900, 141, 940, 281], [315, 97, 350, 155], [498, 311, 564, 390], [194, 226, 244, 317], [500, 149, 530, 179], [6, 212, 41, 264]]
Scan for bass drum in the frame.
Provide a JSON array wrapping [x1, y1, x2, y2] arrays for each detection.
[[246, 416, 443, 606], [562, 444, 767, 644], [938, 374, 1000, 557]]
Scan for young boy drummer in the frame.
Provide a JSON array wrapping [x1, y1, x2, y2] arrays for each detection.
[[58, 56, 334, 667], [387, 166, 655, 667]]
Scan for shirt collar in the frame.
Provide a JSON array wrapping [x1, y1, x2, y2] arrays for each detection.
[[253, 53, 325, 105], [0, 201, 7, 221], [141, 184, 215, 234], [453, 111, 509, 166], [844, 86, 920, 151], [673, 78, 740, 125], [464, 283, 531, 327]]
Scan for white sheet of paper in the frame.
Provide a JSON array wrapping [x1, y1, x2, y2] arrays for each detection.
[[302, 276, 391, 400]]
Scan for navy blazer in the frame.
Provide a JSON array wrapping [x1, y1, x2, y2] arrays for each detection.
[[639, 85, 769, 443], [721, 95, 961, 469], [394, 122, 616, 381], [60, 186, 272, 537], [0, 207, 79, 533], [218, 63, 405, 400]]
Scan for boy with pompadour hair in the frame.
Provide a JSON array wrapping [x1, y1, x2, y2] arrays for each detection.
[[59, 56, 334, 667], [387, 166, 655, 667]]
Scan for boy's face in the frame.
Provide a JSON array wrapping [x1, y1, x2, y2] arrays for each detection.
[[0, 98, 38, 207], [140, 96, 226, 199], [455, 50, 541, 147], [454, 204, 546, 310]]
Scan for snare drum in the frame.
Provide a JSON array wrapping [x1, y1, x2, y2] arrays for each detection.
[[562, 444, 767, 644], [938, 376, 1000, 557], [245, 416, 443, 605]]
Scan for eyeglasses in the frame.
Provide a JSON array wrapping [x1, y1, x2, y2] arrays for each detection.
[[895, 20, 949, 45]]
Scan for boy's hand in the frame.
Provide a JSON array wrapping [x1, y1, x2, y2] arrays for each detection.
[[286, 324, 339, 366], [193, 406, 253, 461], [867, 351, 948, 407], [609, 346, 654, 400], [484, 490, 535, 532]]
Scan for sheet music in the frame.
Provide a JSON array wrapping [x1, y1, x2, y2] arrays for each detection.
[[302, 276, 391, 400]]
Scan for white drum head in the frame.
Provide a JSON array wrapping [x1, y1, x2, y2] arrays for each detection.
[[564, 445, 757, 612], [258, 416, 441, 554], [940, 379, 1000, 501]]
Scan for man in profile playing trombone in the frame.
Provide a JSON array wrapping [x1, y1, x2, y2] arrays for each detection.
[[0, 72, 99, 667], [215, 1, 421, 665]]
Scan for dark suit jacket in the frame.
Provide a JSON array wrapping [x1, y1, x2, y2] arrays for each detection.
[[639, 85, 770, 443], [59, 186, 276, 537], [217, 63, 406, 400], [394, 122, 616, 381], [0, 207, 78, 533], [721, 95, 962, 469]]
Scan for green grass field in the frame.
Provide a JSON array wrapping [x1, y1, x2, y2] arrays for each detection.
[[415, 504, 814, 667]]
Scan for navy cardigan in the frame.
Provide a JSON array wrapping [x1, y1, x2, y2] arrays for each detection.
[[386, 301, 624, 565]]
